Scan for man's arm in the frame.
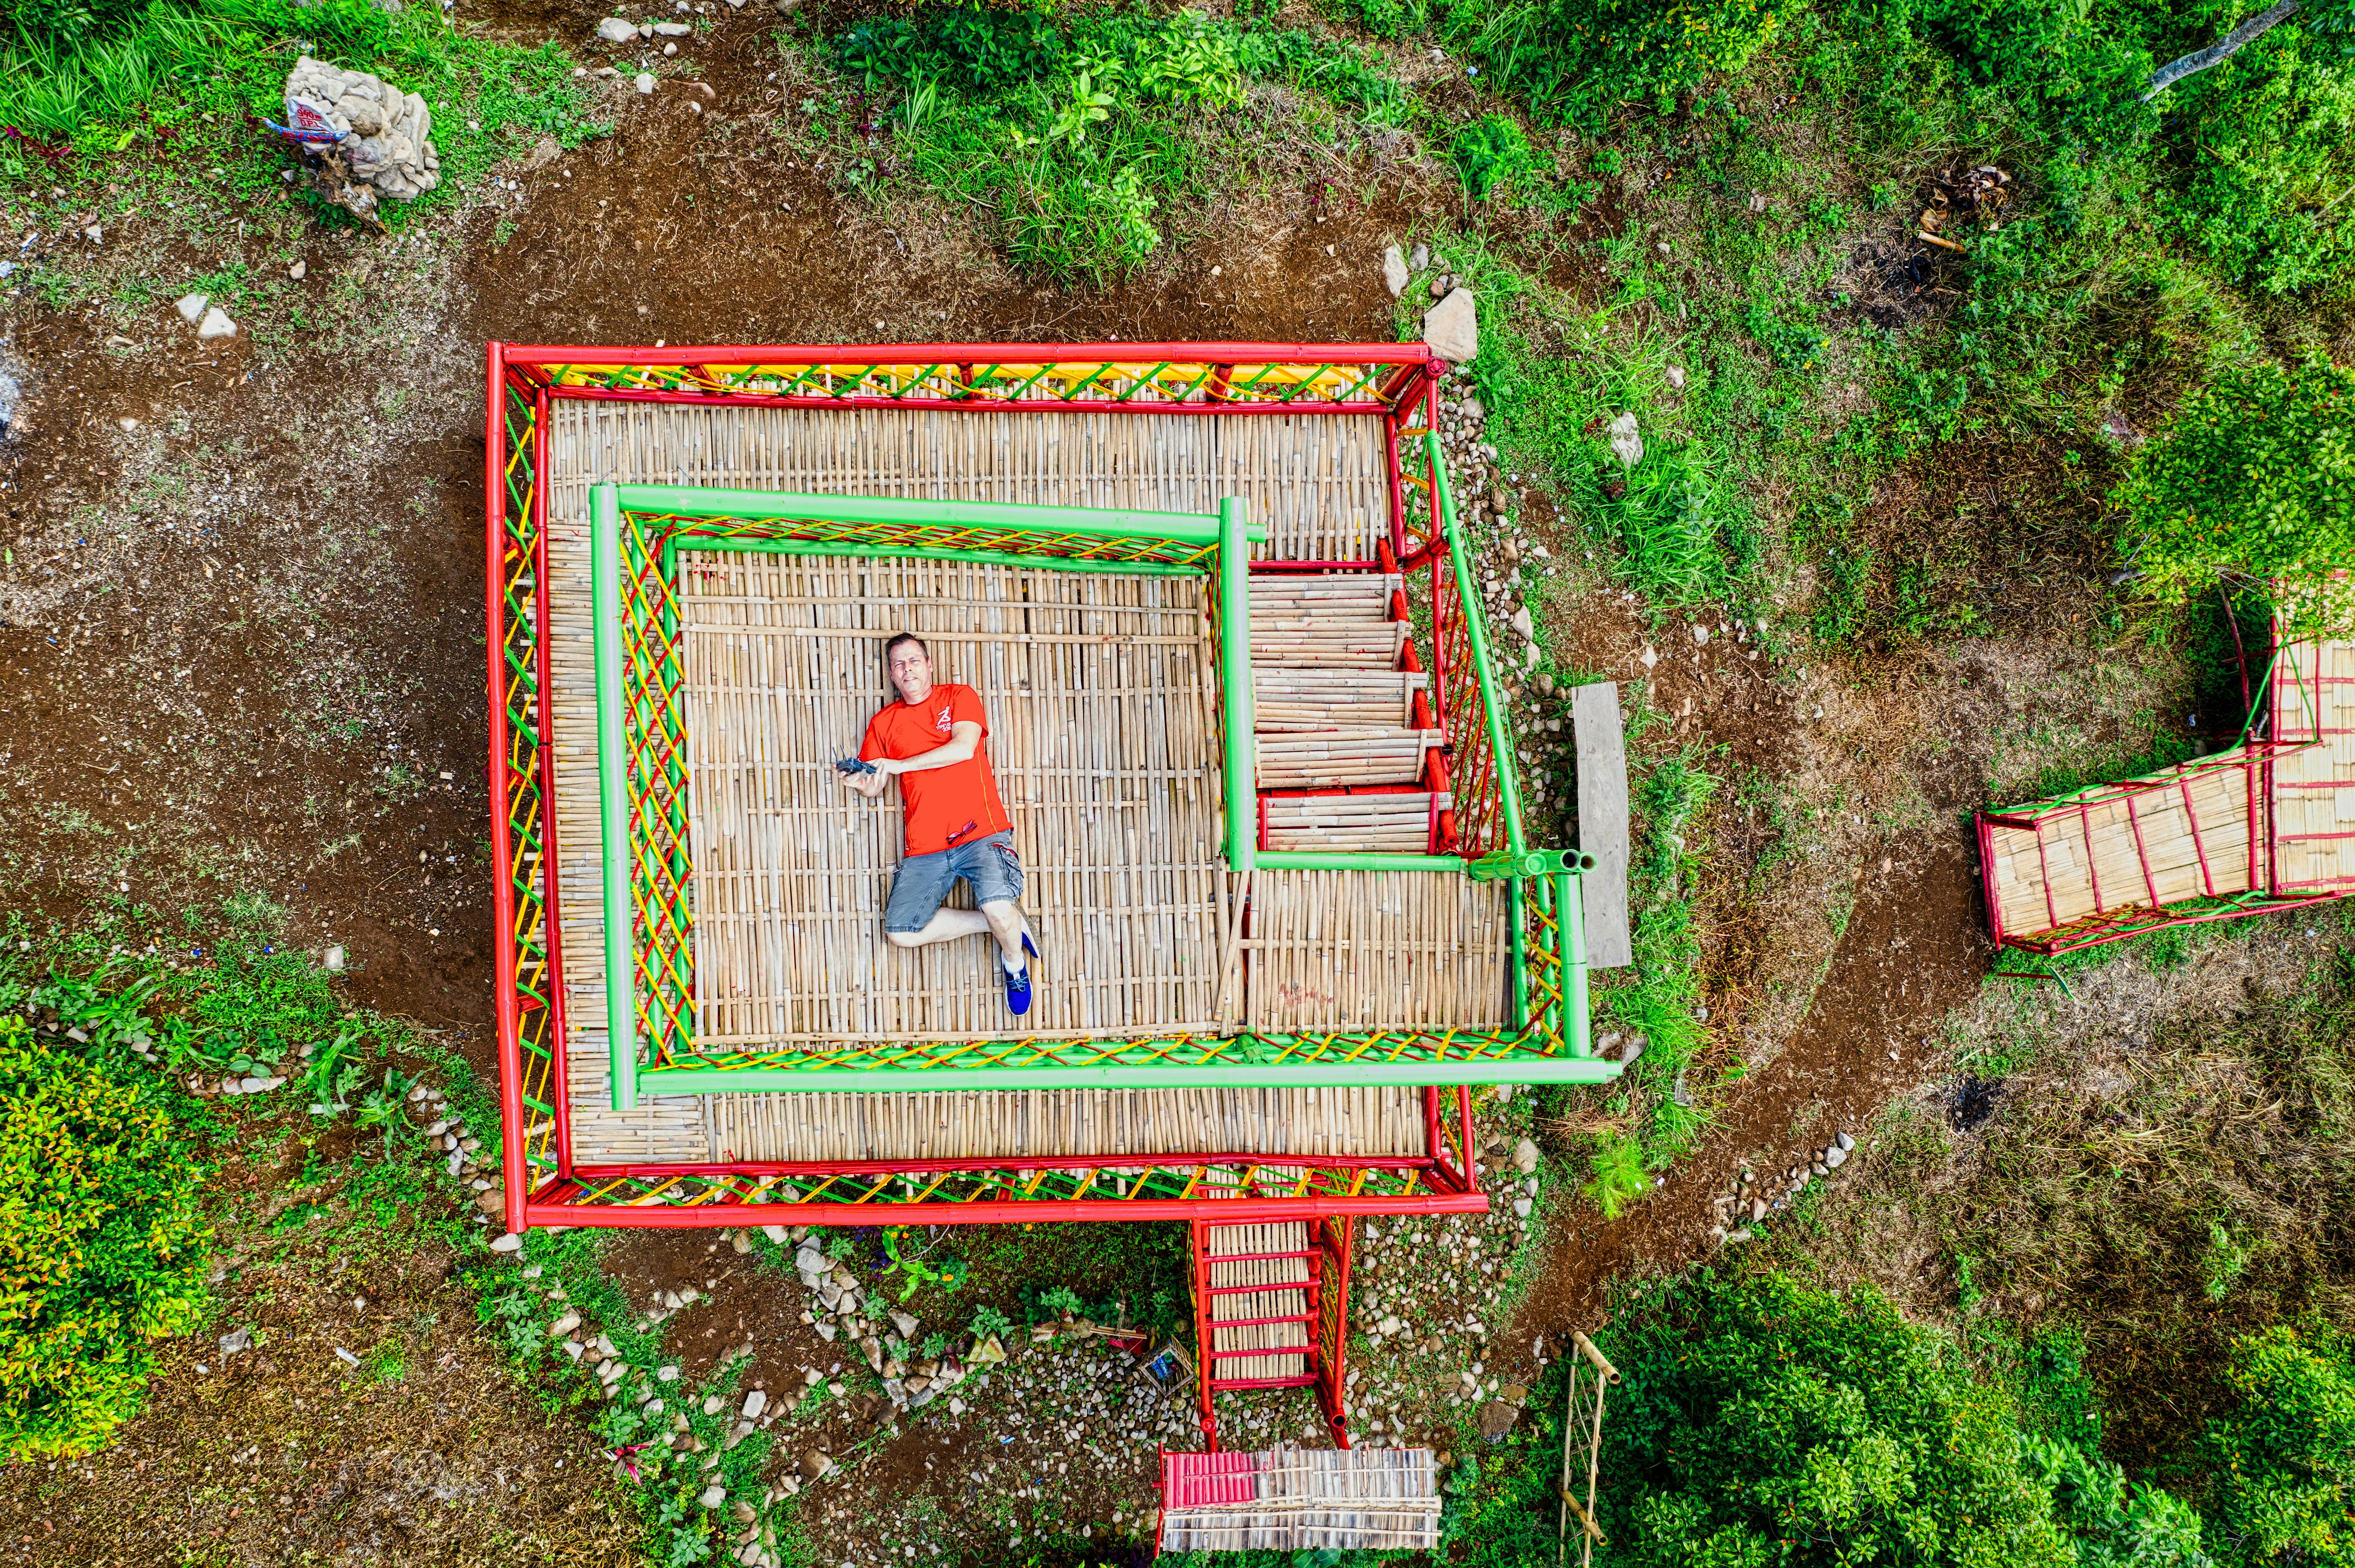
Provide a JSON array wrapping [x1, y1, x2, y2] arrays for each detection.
[[842, 722, 981, 797]]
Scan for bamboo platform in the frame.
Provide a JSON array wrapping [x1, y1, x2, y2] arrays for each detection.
[[2270, 639, 2355, 894], [536, 398, 1467, 1164], [679, 551, 1222, 1044], [1204, 1222, 1312, 1380], [1159, 1447, 1441, 1552], [1244, 869, 1509, 1033]]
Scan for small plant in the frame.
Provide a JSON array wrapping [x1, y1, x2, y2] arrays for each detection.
[[1038, 1284, 1083, 1319], [878, 1227, 970, 1301], [2199, 1218, 2253, 1302], [970, 1305, 1014, 1342], [1451, 113, 1541, 200], [1581, 1131, 1648, 1218], [919, 1331, 948, 1360], [0, 1019, 211, 1458]]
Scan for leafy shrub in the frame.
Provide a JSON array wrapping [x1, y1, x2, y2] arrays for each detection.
[[1446, 0, 1785, 126], [1595, 1271, 2076, 1565], [2162, 38, 2355, 295], [1581, 1130, 1647, 1216], [0, 1018, 210, 1458], [1321, 0, 1433, 39], [2115, 352, 2355, 633], [1451, 112, 1541, 199], [2204, 1324, 2355, 1567], [2026, 1435, 2214, 1567]]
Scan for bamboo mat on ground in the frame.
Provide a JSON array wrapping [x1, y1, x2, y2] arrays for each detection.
[[680, 551, 1222, 1043], [2270, 639, 2355, 894], [1205, 1222, 1311, 1380], [713, 1085, 1426, 1162], [1244, 869, 1510, 1033]]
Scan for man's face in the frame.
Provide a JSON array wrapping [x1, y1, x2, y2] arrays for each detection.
[[889, 640, 934, 705]]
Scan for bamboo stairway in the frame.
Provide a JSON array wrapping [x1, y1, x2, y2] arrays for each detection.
[[1251, 569, 1451, 853], [1191, 1218, 1350, 1451]]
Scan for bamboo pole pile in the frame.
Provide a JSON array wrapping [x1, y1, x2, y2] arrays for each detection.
[[1262, 793, 1447, 853], [1245, 869, 1509, 1033], [1159, 1446, 1441, 1552], [1205, 1222, 1312, 1380]]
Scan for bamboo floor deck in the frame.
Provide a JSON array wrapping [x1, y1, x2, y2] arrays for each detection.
[[537, 399, 1438, 1166]]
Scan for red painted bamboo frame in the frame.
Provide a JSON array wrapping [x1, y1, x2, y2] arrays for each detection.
[[488, 342, 1489, 1235]]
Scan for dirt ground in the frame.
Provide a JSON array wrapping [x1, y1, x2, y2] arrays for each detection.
[[0, 2, 2242, 1562]]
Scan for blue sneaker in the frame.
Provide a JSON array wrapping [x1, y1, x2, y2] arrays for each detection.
[[1002, 932, 1039, 1017]]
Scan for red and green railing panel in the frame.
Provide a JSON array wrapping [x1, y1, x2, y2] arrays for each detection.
[[494, 344, 1438, 415], [486, 346, 569, 1234]]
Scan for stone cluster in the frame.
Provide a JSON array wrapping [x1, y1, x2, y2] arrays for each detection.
[[282, 57, 443, 202], [1712, 1130, 1858, 1243]]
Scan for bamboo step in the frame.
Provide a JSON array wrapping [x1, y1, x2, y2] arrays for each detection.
[[1249, 621, 1407, 668], [1253, 667, 1427, 732], [1255, 729, 1439, 790], [1204, 1222, 1311, 1380], [1263, 792, 1449, 853], [1249, 574, 1399, 623]]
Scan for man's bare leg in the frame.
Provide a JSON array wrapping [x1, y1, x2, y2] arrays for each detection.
[[885, 908, 993, 950], [979, 899, 1031, 971]]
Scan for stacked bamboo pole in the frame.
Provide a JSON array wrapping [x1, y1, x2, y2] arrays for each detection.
[[1160, 1446, 1441, 1552]]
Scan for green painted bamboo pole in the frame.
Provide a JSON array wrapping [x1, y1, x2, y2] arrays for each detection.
[[1220, 496, 1256, 875], [591, 482, 639, 1112], [1252, 851, 1467, 873], [1558, 869, 1592, 1060], [614, 483, 1243, 546], [1509, 877, 1529, 1032], [639, 1054, 1627, 1096], [1426, 432, 1528, 860]]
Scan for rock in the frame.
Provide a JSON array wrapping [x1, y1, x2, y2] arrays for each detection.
[[889, 1310, 918, 1339], [730, 1230, 753, 1255], [1725, 1227, 1752, 1243], [1423, 288, 1478, 364], [550, 1310, 581, 1336], [1382, 244, 1408, 298], [1606, 411, 1643, 467], [814, 1321, 835, 1341], [698, 1484, 726, 1509], [490, 1232, 523, 1253], [1409, 242, 1430, 270], [861, 1338, 884, 1374], [196, 307, 237, 341], [1667, 365, 1686, 390], [1510, 606, 1534, 640], [800, 1449, 834, 1479], [280, 56, 442, 204], [175, 292, 208, 323], [1749, 1198, 1767, 1224], [596, 16, 637, 41], [1475, 1398, 1520, 1442], [635, 73, 656, 93], [1511, 1196, 1533, 1219], [763, 1225, 790, 1245], [1824, 1144, 1848, 1169], [742, 1389, 767, 1419], [1811, 1160, 1829, 1177], [972, 1334, 1006, 1364], [1835, 1131, 1855, 1153], [1513, 1137, 1539, 1173], [218, 1326, 254, 1357]]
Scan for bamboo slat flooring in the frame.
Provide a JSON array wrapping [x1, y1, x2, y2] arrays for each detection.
[[1253, 667, 1426, 731], [2269, 639, 2355, 894], [1985, 758, 2264, 939], [1244, 870, 1510, 1033], [680, 551, 1222, 1043], [1160, 1448, 1440, 1552], [1262, 792, 1448, 853], [535, 399, 1416, 1166], [1205, 1222, 1311, 1380], [714, 1085, 1427, 1162]]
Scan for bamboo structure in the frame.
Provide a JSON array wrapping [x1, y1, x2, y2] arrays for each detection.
[[1202, 1222, 1314, 1380], [486, 342, 1623, 1252], [1978, 634, 2355, 954], [1158, 1446, 1440, 1552], [1558, 1331, 1619, 1568]]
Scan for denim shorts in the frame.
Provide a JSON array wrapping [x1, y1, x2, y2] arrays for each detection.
[[883, 830, 1023, 933]]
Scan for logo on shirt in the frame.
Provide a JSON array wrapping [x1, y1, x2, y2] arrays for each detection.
[[936, 704, 954, 730]]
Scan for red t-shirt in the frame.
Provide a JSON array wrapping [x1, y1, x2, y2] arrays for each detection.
[[858, 683, 1013, 858]]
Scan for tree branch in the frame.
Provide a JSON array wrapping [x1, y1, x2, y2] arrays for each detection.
[[2143, 0, 2306, 100]]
